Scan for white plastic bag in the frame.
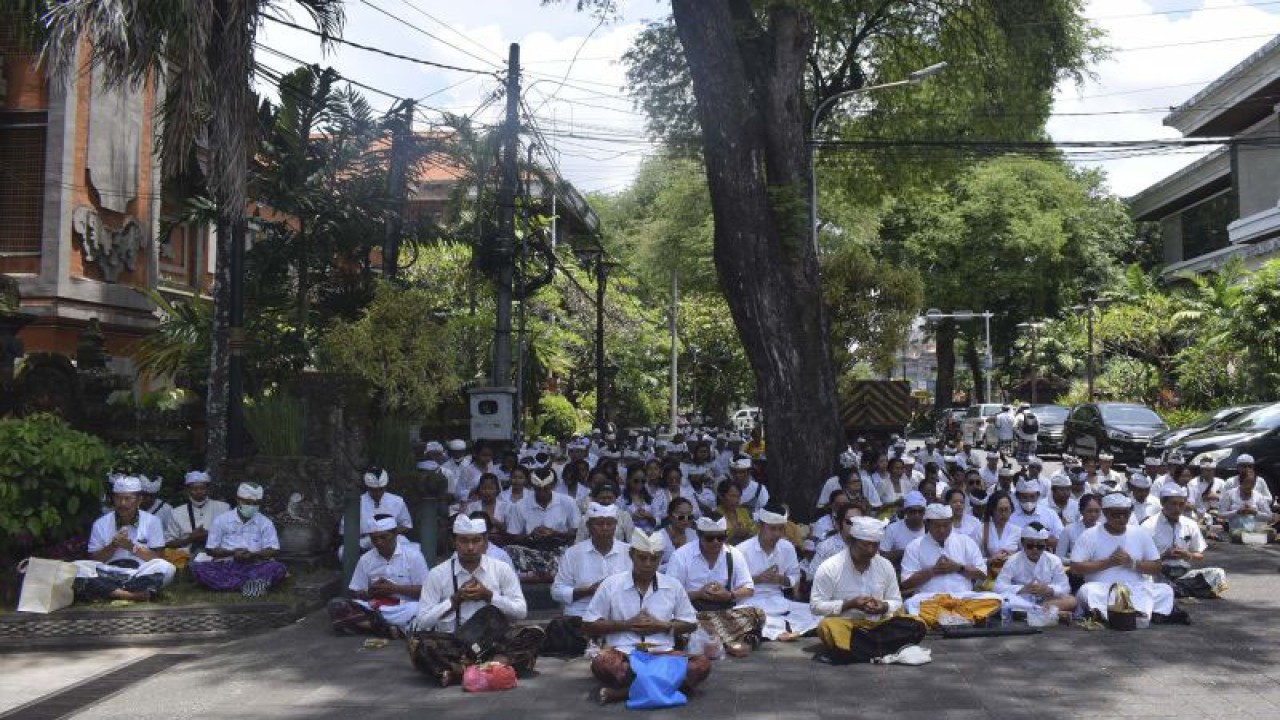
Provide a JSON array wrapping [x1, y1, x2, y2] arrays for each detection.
[[873, 645, 932, 666], [688, 628, 723, 660], [17, 558, 78, 614]]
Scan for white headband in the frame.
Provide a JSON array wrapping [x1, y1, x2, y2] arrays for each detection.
[[755, 507, 788, 525], [369, 517, 398, 533], [184, 471, 211, 485], [1014, 478, 1040, 495], [447, 439, 467, 451], [696, 516, 728, 533], [924, 503, 953, 521], [586, 502, 618, 520], [1020, 524, 1050, 541], [1101, 493, 1132, 509], [847, 516, 885, 542], [630, 529, 664, 553], [453, 514, 487, 535], [237, 482, 264, 501], [1160, 484, 1189, 499], [363, 469, 390, 488], [112, 476, 142, 494]]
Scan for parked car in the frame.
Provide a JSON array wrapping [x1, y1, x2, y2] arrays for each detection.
[[1062, 402, 1168, 465], [1149, 403, 1265, 456], [1024, 404, 1070, 455], [1169, 401, 1280, 490], [731, 406, 762, 432], [960, 404, 1003, 448]]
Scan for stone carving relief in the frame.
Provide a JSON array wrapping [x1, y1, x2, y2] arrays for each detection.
[[72, 206, 147, 283]]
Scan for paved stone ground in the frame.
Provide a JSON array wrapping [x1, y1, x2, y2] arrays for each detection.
[[7, 451, 1280, 720]]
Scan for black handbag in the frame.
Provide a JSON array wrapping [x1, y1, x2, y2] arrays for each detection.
[[452, 560, 510, 660], [691, 550, 737, 612]]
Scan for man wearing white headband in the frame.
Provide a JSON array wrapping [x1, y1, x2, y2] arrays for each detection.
[[879, 491, 927, 566], [1219, 454, 1274, 537], [1097, 453, 1124, 489], [735, 506, 816, 640], [546, 502, 633, 655], [139, 475, 175, 530], [1194, 458, 1224, 517], [508, 466, 581, 547], [329, 515, 430, 637], [1070, 492, 1180, 625], [78, 475, 177, 603], [1126, 473, 1161, 526], [810, 515, 925, 663], [338, 466, 413, 560], [574, 483, 636, 544], [1009, 478, 1064, 543], [192, 482, 287, 597], [410, 514, 543, 687], [979, 452, 1002, 489], [729, 456, 770, 515], [901, 504, 999, 623], [583, 529, 709, 705], [1142, 486, 1208, 578], [993, 523, 1075, 618], [1047, 473, 1079, 525], [666, 514, 764, 652], [164, 470, 231, 556]]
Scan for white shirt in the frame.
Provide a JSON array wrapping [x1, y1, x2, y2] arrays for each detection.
[[164, 499, 232, 551], [738, 479, 770, 513], [815, 475, 845, 509], [205, 510, 281, 553], [349, 543, 431, 602], [979, 467, 1001, 487], [1127, 494, 1162, 526], [1009, 504, 1065, 538], [995, 411, 1016, 440], [339, 492, 414, 551], [1056, 520, 1096, 562], [809, 551, 902, 619], [736, 537, 800, 600], [879, 520, 925, 554], [1141, 512, 1207, 571], [659, 526, 697, 568], [88, 510, 166, 564], [583, 571, 696, 653], [994, 551, 1070, 598], [901, 531, 986, 596], [414, 553, 527, 632], [146, 500, 174, 530], [1219, 485, 1274, 531], [1070, 524, 1160, 585], [574, 508, 636, 543], [1048, 496, 1080, 526], [976, 521, 1022, 558], [552, 539, 633, 616], [508, 492, 581, 535], [666, 541, 754, 594], [465, 498, 513, 527]]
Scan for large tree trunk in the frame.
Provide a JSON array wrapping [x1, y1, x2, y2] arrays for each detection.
[[934, 320, 957, 410], [965, 334, 985, 403], [206, 216, 231, 474], [671, 0, 839, 518]]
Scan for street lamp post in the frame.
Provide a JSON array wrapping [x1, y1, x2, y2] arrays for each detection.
[[809, 62, 947, 253], [1070, 297, 1113, 401], [924, 309, 995, 401], [1017, 321, 1046, 404]]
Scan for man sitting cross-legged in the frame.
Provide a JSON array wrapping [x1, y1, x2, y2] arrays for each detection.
[[1071, 492, 1182, 626], [583, 530, 709, 705], [809, 516, 926, 664], [993, 523, 1076, 621], [1142, 484, 1226, 600], [191, 482, 288, 597], [544, 502, 633, 656], [76, 475, 177, 603], [328, 516, 430, 638], [408, 515, 546, 687], [900, 503, 1000, 626]]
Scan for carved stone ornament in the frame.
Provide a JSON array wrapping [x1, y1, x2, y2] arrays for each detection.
[[72, 206, 148, 283]]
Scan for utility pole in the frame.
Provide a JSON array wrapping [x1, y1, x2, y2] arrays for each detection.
[[594, 251, 607, 431], [227, 220, 246, 459], [381, 99, 415, 279], [669, 269, 679, 435], [1086, 309, 1095, 401], [491, 44, 520, 387]]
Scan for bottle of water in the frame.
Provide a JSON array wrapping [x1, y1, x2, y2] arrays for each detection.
[[1000, 599, 1012, 627]]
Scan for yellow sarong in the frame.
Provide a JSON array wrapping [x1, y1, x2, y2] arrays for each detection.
[[163, 548, 191, 570], [913, 594, 1001, 628], [817, 616, 881, 649]]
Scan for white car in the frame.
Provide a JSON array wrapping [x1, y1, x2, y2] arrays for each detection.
[[731, 407, 762, 432], [960, 404, 1003, 448]]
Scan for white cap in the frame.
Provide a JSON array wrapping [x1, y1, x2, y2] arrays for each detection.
[[998, 467, 1014, 478], [112, 476, 142, 494], [140, 475, 161, 494], [1014, 478, 1040, 495], [530, 467, 556, 487], [364, 469, 390, 488], [847, 516, 885, 542], [447, 439, 467, 452], [696, 516, 728, 533], [1049, 473, 1072, 488], [924, 503, 953, 521], [1238, 454, 1256, 465], [237, 482, 264, 500], [1144, 456, 1161, 466], [1160, 484, 1189, 499], [1199, 457, 1217, 468], [1128, 473, 1152, 489], [1027, 456, 1043, 466], [943, 454, 957, 463], [1098, 452, 1114, 461], [903, 491, 927, 509], [453, 514, 487, 535], [630, 529, 664, 553], [730, 457, 752, 471], [586, 502, 618, 520], [1020, 524, 1050, 541], [425, 441, 444, 454], [184, 470, 211, 485], [1101, 492, 1132, 509], [369, 517, 398, 533], [755, 507, 788, 525], [416, 460, 441, 472]]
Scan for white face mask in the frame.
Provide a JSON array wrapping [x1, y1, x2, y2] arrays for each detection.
[[192, 499, 207, 508], [1020, 501, 1038, 514]]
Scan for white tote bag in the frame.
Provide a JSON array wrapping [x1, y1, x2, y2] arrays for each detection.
[[17, 557, 79, 614]]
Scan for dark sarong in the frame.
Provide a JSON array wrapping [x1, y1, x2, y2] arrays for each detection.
[[72, 568, 166, 602], [191, 560, 287, 591], [504, 545, 563, 581], [408, 626, 546, 678], [696, 606, 765, 647]]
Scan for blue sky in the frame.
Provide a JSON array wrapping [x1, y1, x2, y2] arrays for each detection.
[[257, 0, 1280, 198]]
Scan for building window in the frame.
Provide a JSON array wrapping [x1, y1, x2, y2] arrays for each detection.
[[1181, 189, 1237, 259], [0, 125, 46, 254]]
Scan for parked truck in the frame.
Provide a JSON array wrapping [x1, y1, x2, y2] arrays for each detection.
[[839, 380, 913, 443]]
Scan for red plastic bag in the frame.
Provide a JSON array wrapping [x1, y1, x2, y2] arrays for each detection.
[[462, 662, 518, 692]]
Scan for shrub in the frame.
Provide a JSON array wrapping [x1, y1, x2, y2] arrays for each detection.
[[243, 394, 304, 456], [0, 414, 113, 557], [371, 417, 417, 478], [536, 394, 586, 439], [110, 442, 190, 503]]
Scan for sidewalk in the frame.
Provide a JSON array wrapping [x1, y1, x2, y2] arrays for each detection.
[[5, 540, 1280, 720]]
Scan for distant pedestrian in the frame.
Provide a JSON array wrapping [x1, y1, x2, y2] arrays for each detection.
[[1013, 409, 1038, 462], [994, 405, 1016, 454]]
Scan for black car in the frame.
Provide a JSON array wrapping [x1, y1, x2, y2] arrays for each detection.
[[1149, 403, 1265, 456], [1062, 402, 1168, 465], [1169, 402, 1280, 490], [1025, 404, 1069, 455]]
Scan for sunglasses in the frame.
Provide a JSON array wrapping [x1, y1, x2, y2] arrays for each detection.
[[700, 535, 727, 543], [670, 514, 692, 521], [1023, 543, 1047, 550]]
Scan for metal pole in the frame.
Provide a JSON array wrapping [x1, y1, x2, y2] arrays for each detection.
[[669, 269, 679, 434], [491, 43, 520, 386], [594, 254, 607, 431], [1030, 328, 1040, 405], [1086, 305, 1096, 401], [984, 312, 993, 402]]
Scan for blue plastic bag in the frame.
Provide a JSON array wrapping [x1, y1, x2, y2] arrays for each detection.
[[625, 651, 689, 710]]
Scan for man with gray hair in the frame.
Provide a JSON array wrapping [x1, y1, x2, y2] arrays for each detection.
[[191, 482, 287, 597], [77, 475, 177, 603]]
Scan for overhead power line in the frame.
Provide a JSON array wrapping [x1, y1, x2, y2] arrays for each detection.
[[263, 15, 500, 76]]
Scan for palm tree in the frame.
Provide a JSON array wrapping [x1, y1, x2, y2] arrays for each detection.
[[32, 0, 343, 469]]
